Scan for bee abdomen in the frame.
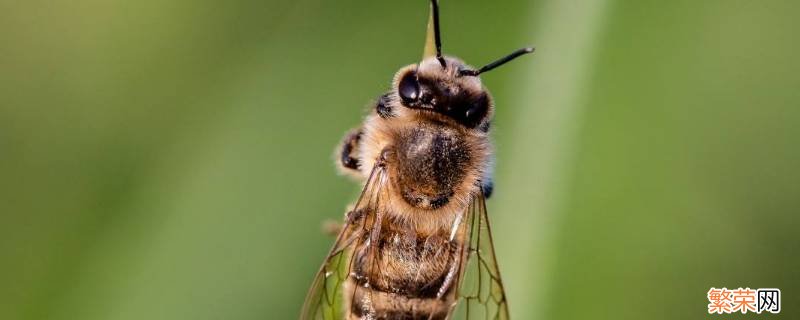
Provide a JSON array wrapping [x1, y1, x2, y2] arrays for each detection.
[[348, 281, 449, 320], [346, 230, 460, 319]]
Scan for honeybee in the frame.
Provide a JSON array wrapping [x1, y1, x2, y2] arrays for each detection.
[[301, 1, 533, 319]]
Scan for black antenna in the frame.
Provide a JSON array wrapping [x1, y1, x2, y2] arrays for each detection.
[[430, 0, 446, 68], [459, 47, 535, 77]]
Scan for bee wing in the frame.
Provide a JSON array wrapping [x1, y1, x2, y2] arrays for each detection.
[[448, 188, 510, 320], [300, 164, 387, 320]]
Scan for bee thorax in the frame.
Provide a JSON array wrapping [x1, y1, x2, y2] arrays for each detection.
[[391, 125, 471, 210]]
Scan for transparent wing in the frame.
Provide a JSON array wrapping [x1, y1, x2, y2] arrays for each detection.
[[300, 164, 387, 320], [449, 188, 510, 320]]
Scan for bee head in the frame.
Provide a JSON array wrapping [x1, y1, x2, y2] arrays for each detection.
[[390, 0, 534, 129], [394, 57, 495, 129]]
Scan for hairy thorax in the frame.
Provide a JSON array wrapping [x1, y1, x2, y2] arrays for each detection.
[[358, 113, 490, 234], [393, 124, 471, 210]]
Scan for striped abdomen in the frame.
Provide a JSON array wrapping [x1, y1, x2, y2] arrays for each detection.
[[344, 225, 462, 320]]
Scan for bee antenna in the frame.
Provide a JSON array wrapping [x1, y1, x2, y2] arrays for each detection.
[[459, 47, 535, 77], [430, 0, 446, 68]]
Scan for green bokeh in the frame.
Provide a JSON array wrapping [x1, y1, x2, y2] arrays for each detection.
[[1, 1, 797, 319]]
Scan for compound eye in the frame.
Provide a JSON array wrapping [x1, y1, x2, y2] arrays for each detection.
[[460, 93, 490, 128], [398, 71, 420, 104]]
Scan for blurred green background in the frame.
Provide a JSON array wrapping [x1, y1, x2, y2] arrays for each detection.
[[1, 0, 797, 319]]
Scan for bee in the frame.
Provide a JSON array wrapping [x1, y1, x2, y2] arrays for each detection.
[[301, 1, 533, 319]]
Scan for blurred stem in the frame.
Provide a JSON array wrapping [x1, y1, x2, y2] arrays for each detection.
[[493, 0, 611, 318]]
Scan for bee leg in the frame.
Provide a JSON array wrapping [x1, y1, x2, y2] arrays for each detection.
[[374, 93, 394, 119], [321, 219, 342, 237], [336, 128, 363, 176], [321, 206, 364, 237], [482, 179, 494, 198], [321, 207, 349, 237]]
